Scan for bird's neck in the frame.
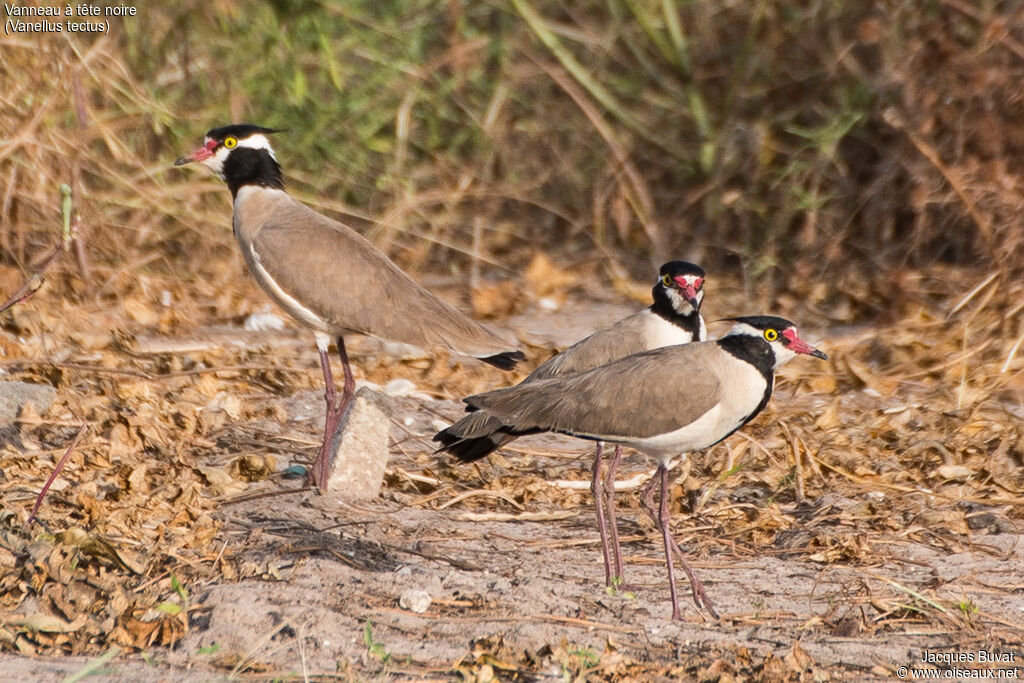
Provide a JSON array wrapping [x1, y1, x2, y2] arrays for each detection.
[[716, 334, 775, 382], [649, 287, 702, 340], [223, 148, 285, 199]]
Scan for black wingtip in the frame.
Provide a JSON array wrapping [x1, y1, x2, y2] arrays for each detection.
[[481, 350, 526, 371], [432, 428, 503, 462]]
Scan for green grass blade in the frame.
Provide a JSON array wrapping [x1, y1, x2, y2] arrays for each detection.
[[62, 646, 121, 683], [511, 0, 675, 156]]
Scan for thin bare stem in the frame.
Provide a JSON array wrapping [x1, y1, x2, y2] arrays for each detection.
[[27, 423, 89, 525]]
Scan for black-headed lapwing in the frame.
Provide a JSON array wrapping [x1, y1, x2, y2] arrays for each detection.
[[437, 261, 707, 588], [434, 315, 827, 619], [175, 124, 524, 491]]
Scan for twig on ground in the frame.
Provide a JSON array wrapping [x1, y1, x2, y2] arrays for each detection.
[[27, 423, 89, 525], [455, 510, 578, 522], [436, 489, 526, 511]]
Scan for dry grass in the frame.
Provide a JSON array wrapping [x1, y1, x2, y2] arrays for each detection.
[[1, 1, 1024, 679]]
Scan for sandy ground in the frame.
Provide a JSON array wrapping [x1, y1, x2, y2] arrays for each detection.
[[3, 474, 1022, 681], [3, 300, 1023, 681]]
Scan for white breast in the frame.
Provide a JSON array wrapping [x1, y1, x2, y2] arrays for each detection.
[[639, 309, 697, 349], [233, 187, 331, 334], [624, 353, 768, 461]]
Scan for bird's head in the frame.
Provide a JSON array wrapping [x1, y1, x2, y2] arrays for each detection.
[[723, 315, 828, 368], [175, 124, 284, 195], [655, 260, 706, 313]]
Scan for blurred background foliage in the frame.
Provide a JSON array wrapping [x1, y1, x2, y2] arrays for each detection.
[[2, 0, 1023, 326]]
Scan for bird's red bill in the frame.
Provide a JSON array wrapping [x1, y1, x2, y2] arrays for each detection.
[[174, 139, 217, 166], [674, 276, 702, 307], [782, 328, 828, 359]]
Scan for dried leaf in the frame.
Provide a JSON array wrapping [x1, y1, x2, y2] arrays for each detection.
[[523, 252, 574, 299], [57, 527, 143, 574], [935, 464, 974, 481], [470, 280, 520, 319], [813, 400, 842, 430], [196, 465, 247, 496], [3, 613, 84, 633]]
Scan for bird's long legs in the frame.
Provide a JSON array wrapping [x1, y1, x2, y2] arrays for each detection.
[[591, 442, 617, 586], [657, 464, 682, 620], [311, 336, 356, 491], [603, 444, 635, 588], [592, 443, 637, 589], [640, 464, 719, 619]]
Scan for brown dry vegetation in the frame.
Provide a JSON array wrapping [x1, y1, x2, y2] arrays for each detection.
[[1, 1, 1023, 681]]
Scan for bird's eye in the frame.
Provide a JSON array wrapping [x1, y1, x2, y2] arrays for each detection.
[[224, 136, 238, 149], [662, 274, 672, 286], [764, 329, 778, 341]]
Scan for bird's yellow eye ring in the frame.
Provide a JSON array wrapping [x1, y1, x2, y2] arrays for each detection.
[[662, 274, 672, 287], [764, 329, 778, 342], [223, 136, 238, 149]]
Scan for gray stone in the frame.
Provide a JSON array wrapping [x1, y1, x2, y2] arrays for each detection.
[[398, 589, 432, 614], [324, 387, 391, 501], [0, 381, 56, 427]]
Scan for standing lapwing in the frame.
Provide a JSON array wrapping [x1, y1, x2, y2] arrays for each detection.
[[175, 124, 524, 491], [434, 315, 827, 619], [436, 261, 707, 588]]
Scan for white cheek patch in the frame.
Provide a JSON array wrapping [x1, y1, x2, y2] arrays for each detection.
[[665, 288, 694, 315], [202, 143, 230, 178], [725, 322, 760, 338], [237, 134, 277, 161], [771, 341, 798, 368]]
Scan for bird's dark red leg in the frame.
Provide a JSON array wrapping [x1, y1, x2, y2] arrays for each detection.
[[311, 335, 356, 491], [590, 442, 617, 587], [640, 462, 718, 619], [605, 444, 637, 590], [657, 463, 683, 620], [336, 335, 356, 410]]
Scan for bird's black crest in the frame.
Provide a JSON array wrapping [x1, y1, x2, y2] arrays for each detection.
[[658, 260, 706, 279], [205, 123, 283, 141], [720, 315, 794, 331]]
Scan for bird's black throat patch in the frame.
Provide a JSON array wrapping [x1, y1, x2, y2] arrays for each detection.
[[223, 147, 284, 198]]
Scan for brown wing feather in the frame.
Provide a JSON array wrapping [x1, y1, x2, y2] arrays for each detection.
[[244, 196, 516, 357], [468, 343, 724, 439], [526, 311, 650, 381]]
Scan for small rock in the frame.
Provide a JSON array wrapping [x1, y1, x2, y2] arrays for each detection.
[[936, 464, 974, 481], [399, 589, 431, 614], [383, 378, 416, 397], [0, 381, 56, 427], [244, 309, 286, 331], [382, 378, 433, 400], [324, 388, 391, 501], [538, 296, 561, 311]]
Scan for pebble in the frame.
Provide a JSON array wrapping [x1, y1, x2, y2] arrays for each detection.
[[0, 381, 56, 427], [243, 310, 286, 331], [399, 589, 432, 614]]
